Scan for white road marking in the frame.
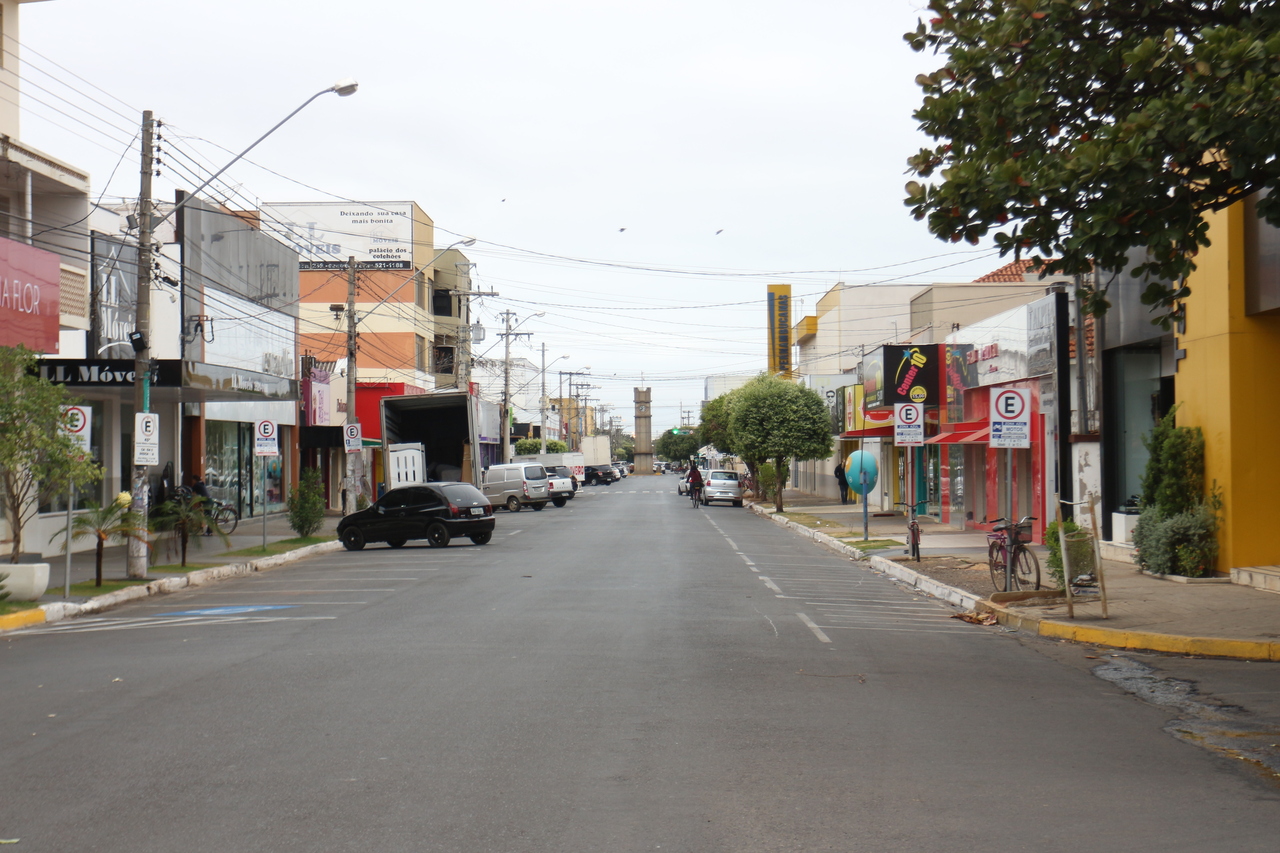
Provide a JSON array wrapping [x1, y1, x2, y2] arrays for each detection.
[[796, 613, 832, 643], [760, 577, 782, 594]]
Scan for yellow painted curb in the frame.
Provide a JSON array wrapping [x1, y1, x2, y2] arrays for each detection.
[[0, 607, 46, 633], [984, 603, 1280, 660]]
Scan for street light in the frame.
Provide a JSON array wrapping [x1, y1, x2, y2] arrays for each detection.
[[126, 80, 359, 578], [540, 349, 571, 453]]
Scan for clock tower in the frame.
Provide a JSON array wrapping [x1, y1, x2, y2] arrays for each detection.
[[633, 387, 654, 475]]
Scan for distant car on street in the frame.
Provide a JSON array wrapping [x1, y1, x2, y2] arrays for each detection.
[[583, 465, 617, 486], [338, 482, 494, 550]]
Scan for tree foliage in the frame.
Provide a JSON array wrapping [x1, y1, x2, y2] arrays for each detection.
[[905, 0, 1280, 324], [50, 494, 148, 586], [287, 467, 327, 538], [0, 345, 103, 563], [728, 376, 833, 512], [654, 429, 701, 462], [699, 394, 735, 455], [514, 438, 568, 455]]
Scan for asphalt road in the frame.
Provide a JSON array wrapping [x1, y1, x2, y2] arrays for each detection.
[[3, 482, 1279, 852]]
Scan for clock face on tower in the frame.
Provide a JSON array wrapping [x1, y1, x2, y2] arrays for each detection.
[[637, 404, 648, 413]]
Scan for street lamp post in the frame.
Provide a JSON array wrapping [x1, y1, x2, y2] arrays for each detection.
[[539, 345, 570, 453], [127, 79, 359, 578]]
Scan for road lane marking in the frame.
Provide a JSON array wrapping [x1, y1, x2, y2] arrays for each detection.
[[797, 613, 832, 643], [760, 577, 782, 594]]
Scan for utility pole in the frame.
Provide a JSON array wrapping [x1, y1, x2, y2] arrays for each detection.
[[497, 311, 532, 463], [539, 343, 548, 454], [126, 110, 155, 579], [345, 256, 360, 514]]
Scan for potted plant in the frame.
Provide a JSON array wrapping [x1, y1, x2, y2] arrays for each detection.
[[0, 346, 102, 600]]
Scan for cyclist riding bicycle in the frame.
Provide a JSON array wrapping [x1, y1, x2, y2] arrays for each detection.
[[687, 466, 704, 502]]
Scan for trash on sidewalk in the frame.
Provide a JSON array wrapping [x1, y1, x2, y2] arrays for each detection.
[[952, 611, 997, 626]]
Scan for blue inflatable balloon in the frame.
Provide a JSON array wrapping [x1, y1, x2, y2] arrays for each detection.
[[845, 450, 878, 496]]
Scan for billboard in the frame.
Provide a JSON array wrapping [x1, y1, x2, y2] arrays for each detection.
[[0, 235, 61, 353], [260, 201, 416, 270], [863, 344, 942, 409], [91, 234, 138, 358], [767, 284, 791, 376]]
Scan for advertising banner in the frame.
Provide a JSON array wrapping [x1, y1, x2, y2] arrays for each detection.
[[864, 344, 941, 409], [766, 284, 792, 376], [261, 201, 415, 270], [91, 235, 138, 359], [0, 235, 61, 353]]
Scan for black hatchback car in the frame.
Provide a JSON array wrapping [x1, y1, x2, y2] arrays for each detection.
[[338, 482, 495, 550], [583, 465, 616, 486]]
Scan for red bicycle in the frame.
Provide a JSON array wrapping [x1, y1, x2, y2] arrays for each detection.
[[986, 516, 1040, 592]]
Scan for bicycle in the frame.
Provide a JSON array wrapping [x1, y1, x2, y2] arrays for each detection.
[[893, 502, 921, 562], [174, 485, 240, 535], [689, 482, 703, 508], [986, 515, 1040, 592]]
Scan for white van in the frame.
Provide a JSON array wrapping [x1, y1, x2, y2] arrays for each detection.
[[482, 463, 550, 512]]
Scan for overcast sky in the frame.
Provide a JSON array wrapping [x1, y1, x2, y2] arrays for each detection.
[[22, 0, 1004, 431]]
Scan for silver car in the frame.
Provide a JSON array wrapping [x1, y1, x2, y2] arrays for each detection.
[[700, 469, 743, 507]]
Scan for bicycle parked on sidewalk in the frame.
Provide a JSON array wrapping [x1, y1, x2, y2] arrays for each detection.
[[893, 501, 922, 562], [986, 515, 1039, 592], [174, 485, 240, 535]]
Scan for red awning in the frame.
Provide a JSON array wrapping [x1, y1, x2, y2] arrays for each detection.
[[840, 426, 895, 439], [925, 426, 990, 444]]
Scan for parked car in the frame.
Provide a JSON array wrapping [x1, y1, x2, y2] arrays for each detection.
[[612, 462, 629, 479], [676, 469, 705, 496], [545, 465, 576, 507], [338, 482, 495, 550], [481, 463, 550, 511], [701, 469, 744, 507], [583, 464, 616, 486]]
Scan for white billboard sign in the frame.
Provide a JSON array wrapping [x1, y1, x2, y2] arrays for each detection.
[[990, 388, 1032, 449], [260, 201, 415, 270]]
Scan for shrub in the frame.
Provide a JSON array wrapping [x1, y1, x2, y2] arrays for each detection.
[[1133, 497, 1221, 577], [287, 468, 326, 537], [1045, 518, 1095, 588]]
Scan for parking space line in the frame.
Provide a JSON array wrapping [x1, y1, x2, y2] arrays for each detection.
[[796, 613, 832, 643]]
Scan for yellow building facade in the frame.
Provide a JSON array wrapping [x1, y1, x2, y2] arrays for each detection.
[[1177, 203, 1280, 573]]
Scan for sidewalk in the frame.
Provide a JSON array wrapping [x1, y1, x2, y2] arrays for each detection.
[[764, 489, 1280, 661], [0, 512, 344, 633]]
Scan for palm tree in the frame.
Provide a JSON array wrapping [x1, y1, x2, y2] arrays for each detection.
[[49, 497, 149, 587], [151, 493, 229, 568]]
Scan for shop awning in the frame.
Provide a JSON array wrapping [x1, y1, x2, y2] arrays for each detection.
[[840, 426, 895, 439], [925, 426, 990, 444]]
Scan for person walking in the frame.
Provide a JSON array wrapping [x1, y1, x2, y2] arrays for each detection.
[[834, 460, 849, 505]]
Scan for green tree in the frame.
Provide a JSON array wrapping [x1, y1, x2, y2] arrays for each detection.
[[514, 438, 568, 455], [654, 429, 701, 463], [905, 1, 1280, 323], [729, 375, 833, 513], [287, 467, 326, 538], [699, 393, 737, 455], [50, 494, 149, 587], [0, 345, 103, 563]]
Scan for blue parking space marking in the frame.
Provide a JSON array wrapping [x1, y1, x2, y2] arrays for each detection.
[[159, 605, 297, 616]]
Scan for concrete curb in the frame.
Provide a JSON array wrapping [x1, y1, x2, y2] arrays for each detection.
[[747, 502, 982, 610], [0, 540, 343, 636], [748, 502, 1278, 660]]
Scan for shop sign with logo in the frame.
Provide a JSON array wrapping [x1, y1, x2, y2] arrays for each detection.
[[0, 235, 62, 353], [767, 284, 792, 376], [864, 344, 941, 409]]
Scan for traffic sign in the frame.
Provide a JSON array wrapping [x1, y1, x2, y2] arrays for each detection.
[[254, 419, 279, 457], [990, 388, 1032, 449], [61, 405, 92, 453], [343, 423, 362, 454], [134, 412, 159, 466], [894, 402, 924, 446]]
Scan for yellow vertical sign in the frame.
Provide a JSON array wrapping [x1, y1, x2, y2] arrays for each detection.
[[767, 284, 792, 377]]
